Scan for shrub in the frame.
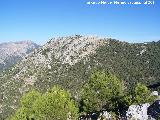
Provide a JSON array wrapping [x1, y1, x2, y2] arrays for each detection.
[[10, 86, 79, 120], [81, 71, 125, 113]]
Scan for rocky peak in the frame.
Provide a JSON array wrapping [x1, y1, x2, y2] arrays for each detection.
[[39, 35, 108, 65], [0, 40, 39, 70]]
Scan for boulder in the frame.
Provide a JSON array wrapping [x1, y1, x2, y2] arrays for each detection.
[[151, 91, 159, 96], [126, 103, 150, 120], [98, 111, 112, 120]]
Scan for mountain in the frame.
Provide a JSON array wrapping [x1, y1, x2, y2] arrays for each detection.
[[0, 35, 160, 119], [0, 41, 39, 70]]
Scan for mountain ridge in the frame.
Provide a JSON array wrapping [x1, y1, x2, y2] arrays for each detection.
[[0, 35, 160, 119]]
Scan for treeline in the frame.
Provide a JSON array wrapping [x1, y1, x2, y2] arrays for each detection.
[[9, 71, 157, 120]]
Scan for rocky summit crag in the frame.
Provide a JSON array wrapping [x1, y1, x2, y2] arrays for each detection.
[[0, 35, 160, 119]]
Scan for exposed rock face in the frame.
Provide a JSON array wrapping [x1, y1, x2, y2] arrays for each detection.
[[151, 91, 159, 96], [98, 111, 112, 120], [41, 35, 106, 65], [126, 101, 160, 120], [80, 104, 159, 120], [0, 40, 39, 70], [126, 103, 150, 120]]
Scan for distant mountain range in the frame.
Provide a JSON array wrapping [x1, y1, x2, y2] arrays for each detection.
[[0, 41, 39, 70], [0, 35, 160, 119]]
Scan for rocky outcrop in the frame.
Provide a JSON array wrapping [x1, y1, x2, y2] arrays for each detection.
[[98, 111, 112, 120], [41, 35, 107, 65], [126, 103, 150, 120]]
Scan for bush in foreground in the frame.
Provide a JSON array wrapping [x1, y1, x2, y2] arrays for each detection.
[[81, 71, 125, 113], [10, 86, 79, 120]]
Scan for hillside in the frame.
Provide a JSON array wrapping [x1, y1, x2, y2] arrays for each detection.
[[0, 35, 160, 119], [0, 41, 39, 70]]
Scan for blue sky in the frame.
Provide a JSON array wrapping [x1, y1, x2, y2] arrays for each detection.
[[0, 0, 159, 45]]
